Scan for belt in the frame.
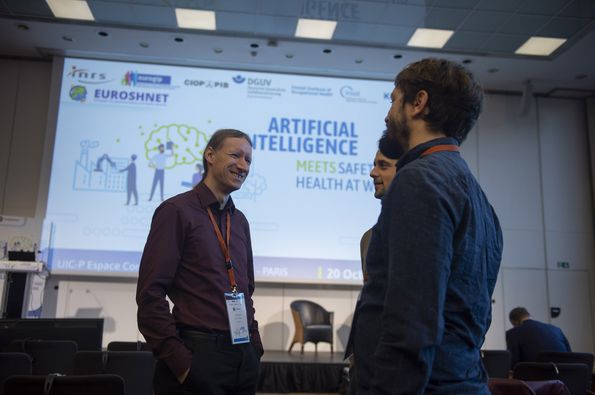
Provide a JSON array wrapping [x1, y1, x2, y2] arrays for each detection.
[[180, 328, 249, 347]]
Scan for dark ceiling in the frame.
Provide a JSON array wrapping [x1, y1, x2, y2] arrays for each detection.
[[1, 0, 595, 95]]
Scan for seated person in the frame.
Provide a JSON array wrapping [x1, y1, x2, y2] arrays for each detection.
[[506, 307, 571, 368]]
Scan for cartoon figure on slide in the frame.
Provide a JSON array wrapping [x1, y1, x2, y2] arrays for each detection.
[[120, 154, 138, 205], [181, 163, 204, 188], [148, 143, 174, 201]]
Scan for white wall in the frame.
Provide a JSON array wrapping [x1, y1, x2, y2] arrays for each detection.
[[2, 58, 594, 355]]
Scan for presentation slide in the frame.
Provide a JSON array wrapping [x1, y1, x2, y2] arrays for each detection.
[[41, 57, 393, 284]]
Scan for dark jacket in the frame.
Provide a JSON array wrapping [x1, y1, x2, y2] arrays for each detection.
[[506, 319, 571, 368]]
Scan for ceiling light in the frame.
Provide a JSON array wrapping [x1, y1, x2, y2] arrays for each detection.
[[407, 28, 453, 49], [175, 8, 216, 30], [295, 18, 336, 40], [515, 36, 566, 56], [46, 0, 94, 21]]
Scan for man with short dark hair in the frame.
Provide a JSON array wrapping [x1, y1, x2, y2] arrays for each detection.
[[346, 133, 403, 394], [137, 129, 263, 395], [353, 58, 503, 394], [506, 307, 571, 368]]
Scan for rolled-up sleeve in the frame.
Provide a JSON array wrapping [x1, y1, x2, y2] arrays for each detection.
[[136, 202, 192, 378]]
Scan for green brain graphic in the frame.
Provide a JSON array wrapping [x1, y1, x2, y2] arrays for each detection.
[[144, 124, 209, 169]]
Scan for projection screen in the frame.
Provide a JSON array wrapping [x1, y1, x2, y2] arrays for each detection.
[[40, 57, 393, 284]]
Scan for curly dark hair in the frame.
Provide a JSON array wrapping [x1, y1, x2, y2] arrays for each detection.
[[395, 58, 483, 143]]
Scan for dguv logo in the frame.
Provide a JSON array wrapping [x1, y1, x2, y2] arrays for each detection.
[[69, 85, 87, 102], [232, 75, 246, 84]]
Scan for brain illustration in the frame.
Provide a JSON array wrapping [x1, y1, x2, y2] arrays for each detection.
[[144, 124, 209, 169]]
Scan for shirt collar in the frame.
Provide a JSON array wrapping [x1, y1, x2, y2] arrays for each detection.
[[195, 182, 235, 212], [397, 136, 459, 172]]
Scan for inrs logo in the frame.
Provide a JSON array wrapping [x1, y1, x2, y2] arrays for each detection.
[[67, 66, 111, 84]]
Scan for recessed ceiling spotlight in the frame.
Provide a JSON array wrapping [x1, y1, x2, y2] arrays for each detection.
[[462, 59, 472, 64], [323, 48, 332, 54], [355, 59, 363, 64], [16, 23, 30, 31], [393, 54, 402, 59], [213, 48, 223, 54], [575, 74, 587, 80], [285, 53, 294, 59], [97, 31, 109, 37], [488, 68, 499, 73], [139, 42, 149, 48], [62, 35, 74, 42], [250, 43, 259, 48], [173, 37, 184, 43]]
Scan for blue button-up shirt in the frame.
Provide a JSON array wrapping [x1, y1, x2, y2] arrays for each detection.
[[354, 137, 503, 394]]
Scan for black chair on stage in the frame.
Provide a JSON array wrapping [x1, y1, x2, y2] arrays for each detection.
[[481, 349, 512, 378], [107, 340, 151, 351], [0, 353, 32, 395], [4, 374, 124, 395], [513, 362, 590, 395], [73, 350, 155, 395], [6, 340, 78, 375], [288, 300, 334, 353]]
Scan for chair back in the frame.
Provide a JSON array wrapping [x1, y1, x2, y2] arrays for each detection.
[[4, 374, 124, 395], [488, 378, 537, 395], [481, 350, 512, 378], [537, 351, 594, 374], [74, 351, 155, 395], [107, 341, 151, 351], [0, 353, 32, 395], [513, 362, 590, 395], [290, 300, 330, 326], [7, 340, 78, 375]]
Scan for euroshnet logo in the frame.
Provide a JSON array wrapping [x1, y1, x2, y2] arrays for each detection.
[[69, 85, 87, 102], [232, 75, 246, 84]]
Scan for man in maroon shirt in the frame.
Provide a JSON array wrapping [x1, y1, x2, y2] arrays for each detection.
[[137, 129, 263, 395]]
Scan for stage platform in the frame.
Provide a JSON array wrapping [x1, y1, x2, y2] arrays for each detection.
[[257, 350, 348, 393]]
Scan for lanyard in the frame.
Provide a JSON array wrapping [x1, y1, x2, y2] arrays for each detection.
[[397, 144, 459, 172], [421, 144, 459, 157], [206, 207, 237, 293]]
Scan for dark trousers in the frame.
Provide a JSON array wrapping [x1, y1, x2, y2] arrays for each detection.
[[153, 331, 260, 395], [149, 169, 164, 201]]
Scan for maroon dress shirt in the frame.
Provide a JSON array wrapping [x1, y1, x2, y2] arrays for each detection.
[[136, 182, 262, 378]]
